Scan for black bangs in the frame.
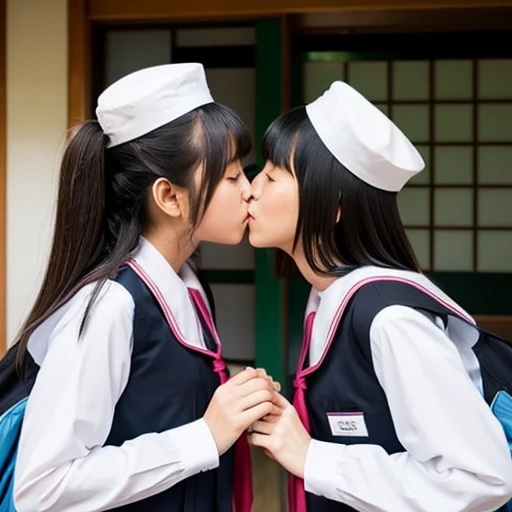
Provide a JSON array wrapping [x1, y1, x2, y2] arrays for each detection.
[[201, 102, 251, 165], [262, 106, 307, 174], [191, 103, 252, 227]]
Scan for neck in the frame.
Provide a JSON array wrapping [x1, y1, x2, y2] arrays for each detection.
[[143, 225, 196, 274], [290, 247, 338, 292]]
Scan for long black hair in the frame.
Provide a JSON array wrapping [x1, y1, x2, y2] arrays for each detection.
[[262, 106, 420, 277], [15, 103, 250, 364]]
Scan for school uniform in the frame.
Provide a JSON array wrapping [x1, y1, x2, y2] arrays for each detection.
[[278, 79, 512, 512], [14, 238, 249, 511], [290, 266, 512, 512]]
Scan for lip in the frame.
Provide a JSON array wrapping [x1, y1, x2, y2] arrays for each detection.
[[246, 212, 254, 222]]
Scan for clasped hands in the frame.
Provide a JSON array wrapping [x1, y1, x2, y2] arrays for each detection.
[[248, 370, 311, 479], [203, 367, 311, 478]]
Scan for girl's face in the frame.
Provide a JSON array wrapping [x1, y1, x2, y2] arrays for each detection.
[[194, 160, 252, 245], [248, 161, 299, 253]]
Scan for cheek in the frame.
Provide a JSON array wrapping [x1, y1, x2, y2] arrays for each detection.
[[250, 182, 299, 249], [267, 192, 297, 228], [194, 184, 247, 244]]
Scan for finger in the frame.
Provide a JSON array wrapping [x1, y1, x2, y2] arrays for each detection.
[[240, 389, 274, 410], [249, 432, 271, 449], [267, 403, 282, 416], [255, 368, 280, 389], [261, 413, 281, 423], [272, 392, 291, 409], [255, 368, 278, 389], [249, 403, 281, 419], [255, 368, 268, 377], [239, 401, 274, 428], [226, 367, 259, 386], [251, 420, 274, 435], [237, 377, 275, 398], [268, 393, 287, 412]]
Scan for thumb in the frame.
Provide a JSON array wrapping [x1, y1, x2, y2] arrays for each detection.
[[272, 391, 291, 409]]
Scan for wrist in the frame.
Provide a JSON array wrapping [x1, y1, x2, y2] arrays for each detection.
[[295, 435, 312, 479], [203, 414, 222, 455]]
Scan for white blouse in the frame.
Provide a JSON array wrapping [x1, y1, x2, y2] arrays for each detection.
[[14, 239, 220, 512], [303, 267, 512, 512]]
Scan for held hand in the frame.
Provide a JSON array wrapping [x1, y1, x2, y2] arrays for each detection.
[[249, 393, 311, 479], [235, 366, 281, 393], [204, 368, 279, 455], [254, 367, 281, 392]]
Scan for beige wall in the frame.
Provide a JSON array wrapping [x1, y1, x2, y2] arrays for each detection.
[[6, 0, 67, 343]]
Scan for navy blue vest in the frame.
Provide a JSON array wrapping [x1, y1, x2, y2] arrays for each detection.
[[105, 266, 234, 512], [304, 281, 404, 511], [302, 280, 508, 512]]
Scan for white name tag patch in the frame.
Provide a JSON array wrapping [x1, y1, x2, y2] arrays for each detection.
[[327, 412, 369, 437]]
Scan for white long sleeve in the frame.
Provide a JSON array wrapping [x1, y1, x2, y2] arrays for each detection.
[[304, 305, 512, 512], [14, 281, 219, 512]]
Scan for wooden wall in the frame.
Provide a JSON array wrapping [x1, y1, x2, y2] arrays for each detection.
[[0, 0, 5, 356], [475, 316, 512, 341], [87, 0, 512, 21]]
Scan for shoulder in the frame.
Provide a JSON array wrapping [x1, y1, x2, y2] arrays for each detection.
[[347, 280, 442, 346], [28, 280, 135, 364], [351, 278, 427, 308], [369, 304, 447, 364], [347, 281, 411, 333], [371, 304, 439, 334], [68, 279, 136, 325]]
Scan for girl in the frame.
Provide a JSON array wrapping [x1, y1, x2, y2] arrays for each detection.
[[247, 81, 512, 511], [12, 63, 277, 511]]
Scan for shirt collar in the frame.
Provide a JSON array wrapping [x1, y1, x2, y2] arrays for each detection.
[[307, 266, 472, 367], [132, 237, 207, 349]]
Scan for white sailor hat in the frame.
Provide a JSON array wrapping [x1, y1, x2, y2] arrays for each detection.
[[96, 63, 214, 148], [305, 81, 425, 192]]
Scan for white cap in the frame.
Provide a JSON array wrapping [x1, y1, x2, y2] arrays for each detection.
[[305, 81, 424, 192], [96, 63, 214, 148]]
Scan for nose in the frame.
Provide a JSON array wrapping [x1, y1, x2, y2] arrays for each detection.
[[249, 172, 262, 201], [241, 174, 252, 202]]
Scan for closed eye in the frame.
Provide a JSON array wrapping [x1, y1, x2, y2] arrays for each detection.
[[227, 173, 240, 182], [266, 174, 275, 182]]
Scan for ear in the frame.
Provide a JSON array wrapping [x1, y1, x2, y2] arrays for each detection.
[[336, 205, 341, 223], [150, 177, 188, 219]]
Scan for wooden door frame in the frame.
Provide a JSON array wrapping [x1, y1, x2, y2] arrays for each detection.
[[0, 0, 6, 356], [69, 0, 89, 127], [68, 0, 512, 125], [87, 0, 512, 21]]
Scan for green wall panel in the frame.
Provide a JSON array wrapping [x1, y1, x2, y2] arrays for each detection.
[[255, 19, 286, 384]]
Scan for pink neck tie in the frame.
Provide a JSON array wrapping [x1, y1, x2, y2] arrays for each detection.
[[288, 311, 316, 512], [188, 288, 253, 512]]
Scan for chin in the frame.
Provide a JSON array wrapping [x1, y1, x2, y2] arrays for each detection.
[[224, 236, 244, 245], [210, 231, 246, 245], [248, 231, 272, 248]]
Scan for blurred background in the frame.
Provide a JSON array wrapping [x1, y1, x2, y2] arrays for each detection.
[[2, 1, 512, 509]]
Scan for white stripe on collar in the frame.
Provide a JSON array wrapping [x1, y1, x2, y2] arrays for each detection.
[[307, 266, 475, 367], [132, 237, 207, 349]]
